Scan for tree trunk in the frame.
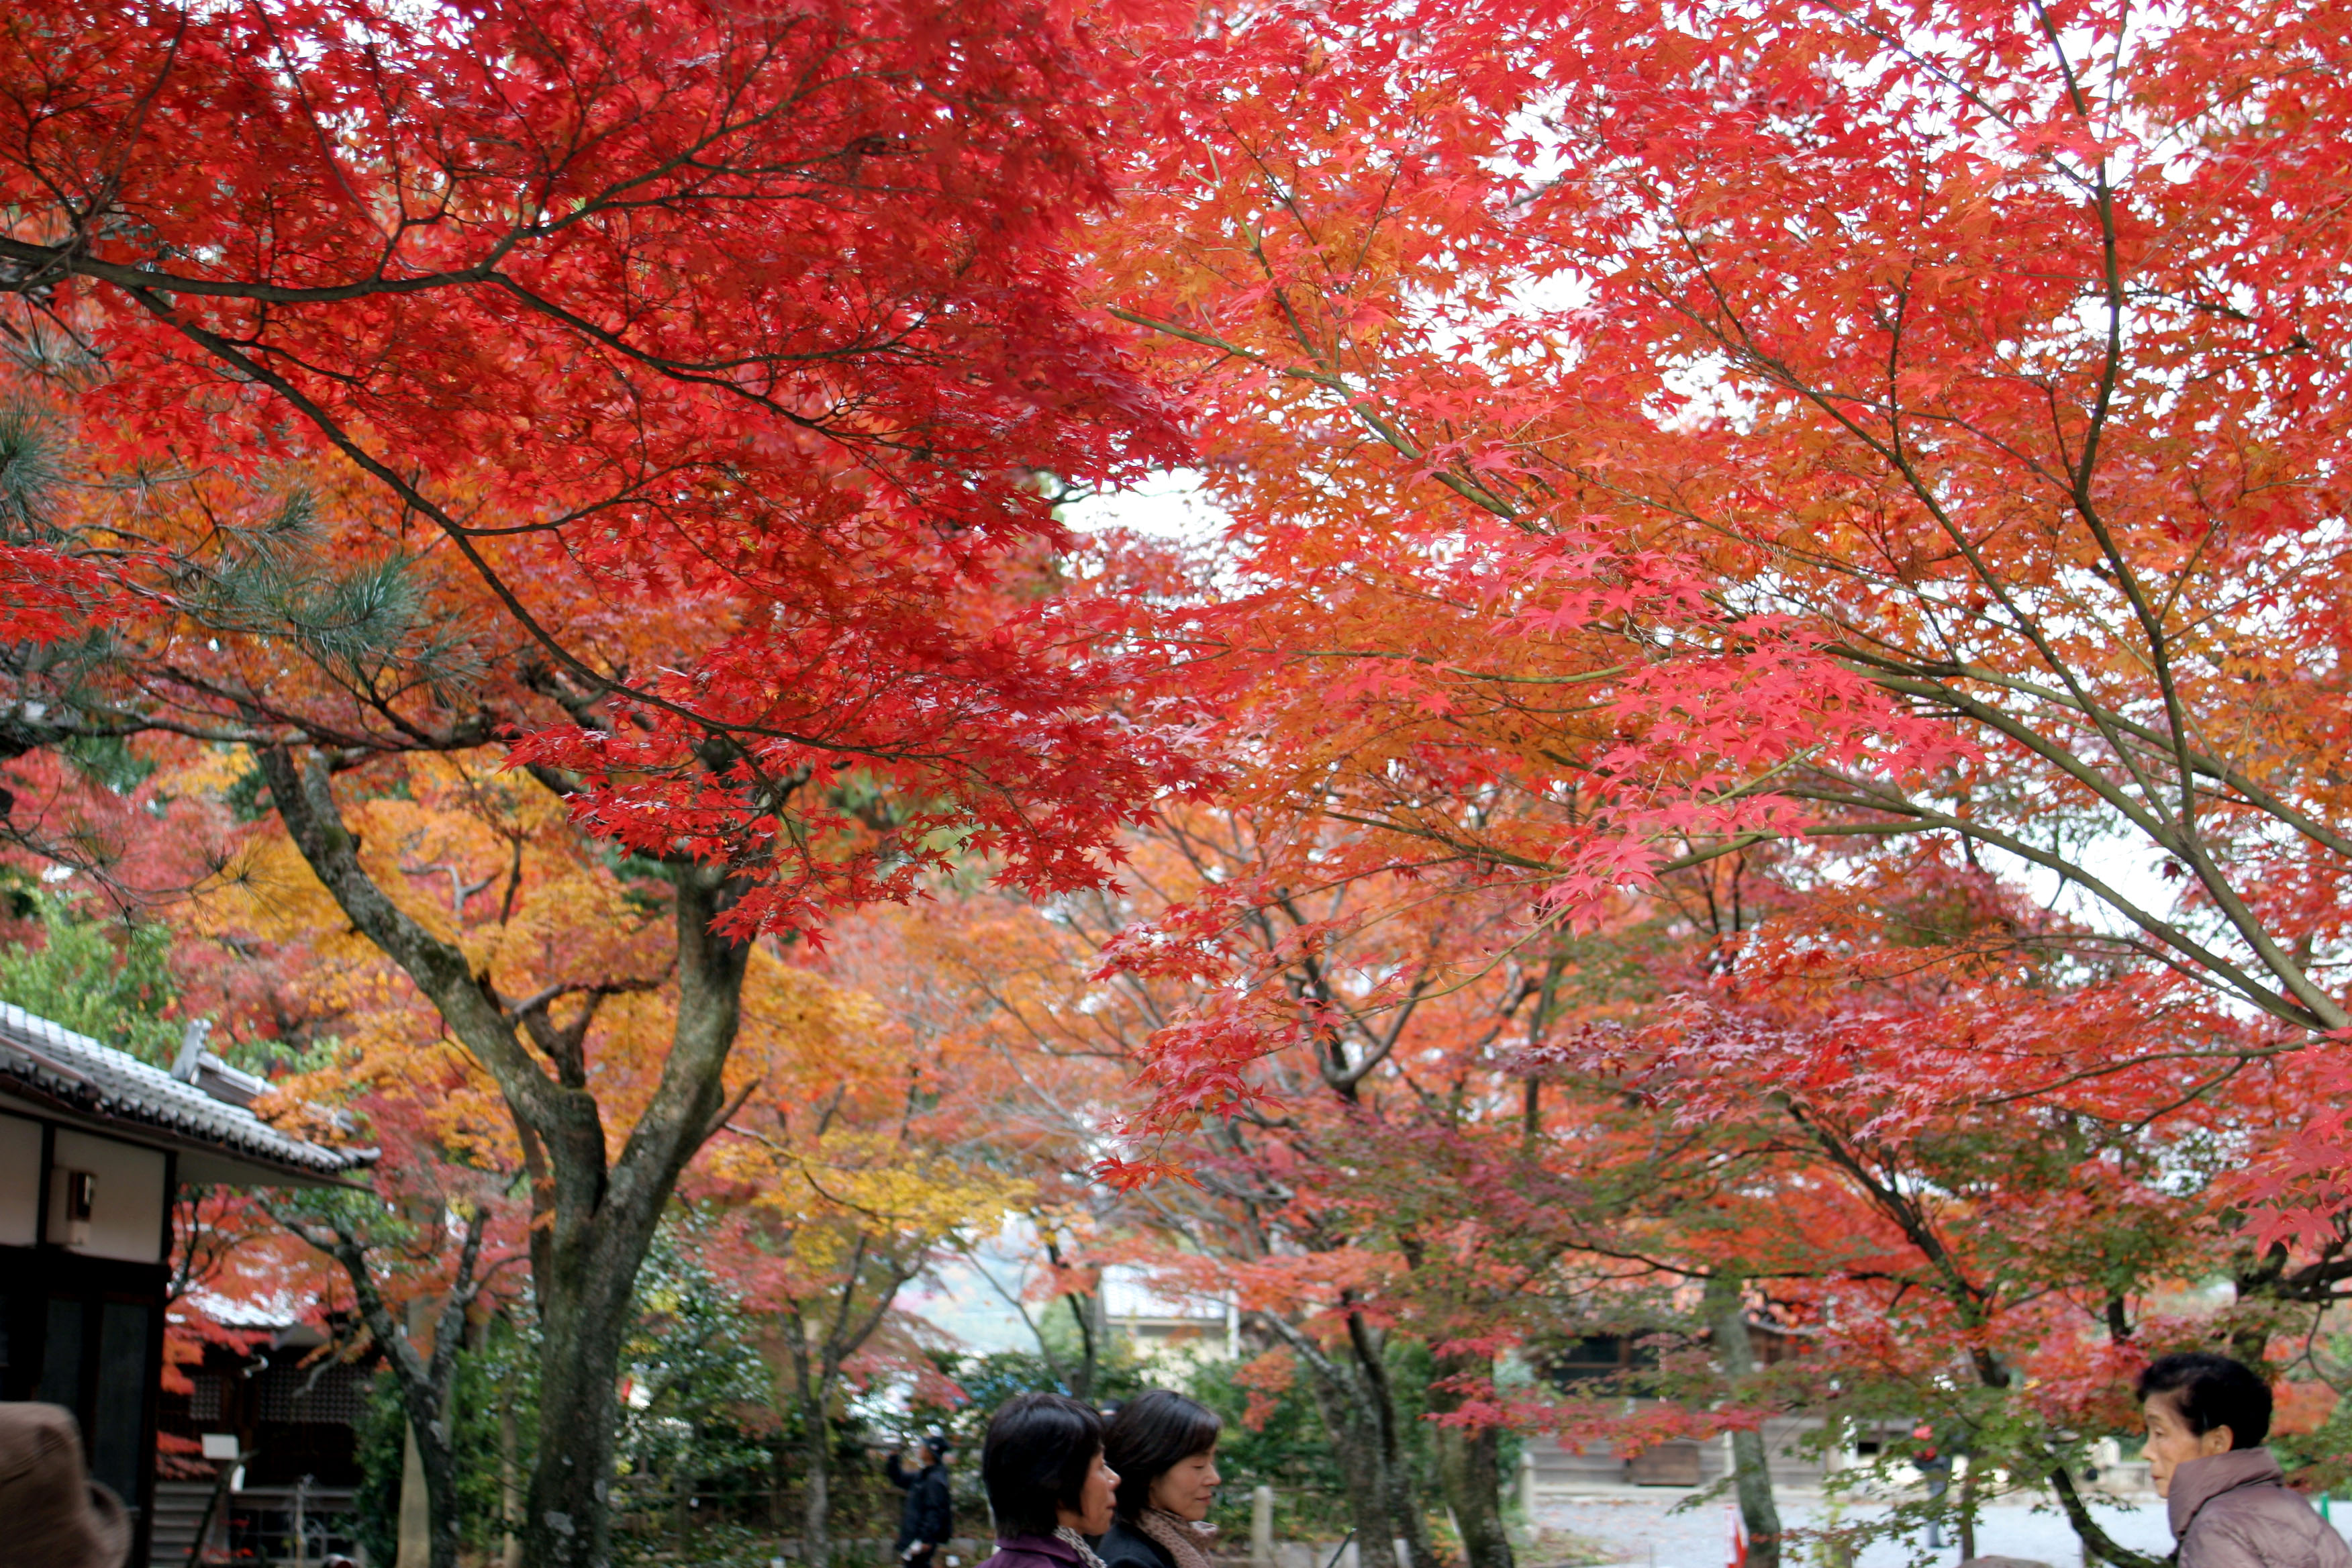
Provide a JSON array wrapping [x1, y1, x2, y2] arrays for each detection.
[[802, 1387, 834, 1568], [1265, 1310, 1433, 1568], [262, 746, 753, 1568], [1704, 1277, 1782, 1568], [524, 1235, 638, 1567], [1351, 1317, 1436, 1568], [1428, 1349, 1513, 1568], [1296, 1363, 1404, 1568], [286, 1219, 479, 1568], [1069, 1287, 1105, 1403]]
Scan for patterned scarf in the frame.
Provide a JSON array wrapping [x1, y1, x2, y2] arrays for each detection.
[[1057, 1527, 1112, 1568], [1134, 1510, 1218, 1568]]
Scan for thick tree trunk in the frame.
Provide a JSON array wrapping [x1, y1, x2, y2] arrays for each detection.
[[1265, 1310, 1433, 1568], [1428, 1350, 1514, 1568], [524, 1245, 642, 1567], [1704, 1277, 1782, 1568], [1351, 1318, 1436, 1568], [1296, 1363, 1404, 1568]]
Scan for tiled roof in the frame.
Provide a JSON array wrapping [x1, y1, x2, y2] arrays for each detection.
[[0, 1002, 367, 1179]]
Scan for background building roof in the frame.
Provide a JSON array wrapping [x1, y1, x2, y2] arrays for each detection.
[[0, 1002, 369, 1185]]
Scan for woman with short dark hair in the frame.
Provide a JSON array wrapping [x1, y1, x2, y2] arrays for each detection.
[[1093, 1390, 1224, 1568], [978, 1392, 1122, 1568], [2137, 1351, 2352, 1568]]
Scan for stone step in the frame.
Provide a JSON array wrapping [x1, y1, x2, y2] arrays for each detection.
[[150, 1480, 224, 1565]]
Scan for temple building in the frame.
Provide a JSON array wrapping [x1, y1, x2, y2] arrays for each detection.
[[0, 1003, 366, 1565]]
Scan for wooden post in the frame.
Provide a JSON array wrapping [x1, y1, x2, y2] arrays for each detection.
[[1253, 1486, 1275, 1568], [397, 1424, 430, 1568], [501, 1398, 524, 1568], [397, 1298, 435, 1568]]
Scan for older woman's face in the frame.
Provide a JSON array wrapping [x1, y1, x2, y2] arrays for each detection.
[[1148, 1447, 1221, 1523], [2144, 1393, 2233, 1498], [1059, 1448, 1120, 1536]]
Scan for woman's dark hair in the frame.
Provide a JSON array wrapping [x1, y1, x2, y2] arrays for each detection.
[[2136, 1352, 2272, 1449], [982, 1392, 1105, 1538], [1104, 1389, 1223, 1520]]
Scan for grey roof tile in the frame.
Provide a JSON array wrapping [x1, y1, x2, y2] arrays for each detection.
[[0, 1002, 366, 1179]]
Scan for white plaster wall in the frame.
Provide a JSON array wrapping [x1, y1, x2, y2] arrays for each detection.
[[48, 1128, 168, 1262]]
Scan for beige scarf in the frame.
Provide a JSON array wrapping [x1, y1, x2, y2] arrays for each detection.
[[1057, 1526, 1112, 1568], [1135, 1509, 1218, 1568]]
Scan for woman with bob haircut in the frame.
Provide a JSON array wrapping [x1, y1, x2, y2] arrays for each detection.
[[1092, 1390, 1224, 1568], [978, 1391, 1122, 1568]]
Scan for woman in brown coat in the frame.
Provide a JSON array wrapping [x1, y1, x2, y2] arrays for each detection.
[[2140, 1353, 2352, 1568]]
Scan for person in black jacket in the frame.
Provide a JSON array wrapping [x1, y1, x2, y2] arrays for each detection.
[[1093, 1391, 1223, 1568], [889, 1434, 957, 1568]]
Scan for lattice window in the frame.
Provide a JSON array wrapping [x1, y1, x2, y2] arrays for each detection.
[[258, 1361, 368, 1424]]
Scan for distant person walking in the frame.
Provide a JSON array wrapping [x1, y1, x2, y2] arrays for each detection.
[[890, 1434, 957, 1568], [1093, 1390, 1224, 1568], [978, 1393, 1121, 1568], [2139, 1352, 2352, 1568], [0, 1402, 130, 1568]]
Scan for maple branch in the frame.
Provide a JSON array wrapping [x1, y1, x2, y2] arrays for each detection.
[[511, 981, 663, 1089], [701, 1073, 764, 1146], [1640, 235, 2179, 825], [105, 277, 993, 788], [1839, 658, 2352, 1024], [2023, 0, 2239, 981], [605, 863, 750, 1220], [256, 745, 576, 1136], [1106, 307, 1524, 522], [1651, 248, 2352, 1025], [1781, 780, 2340, 1030], [1828, 652, 2352, 865], [2045, 1465, 2165, 1568], [950, 1240, 1076, 1387]]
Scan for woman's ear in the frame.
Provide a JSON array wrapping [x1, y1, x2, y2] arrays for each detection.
[[2196, 1424, 2236, 1458]]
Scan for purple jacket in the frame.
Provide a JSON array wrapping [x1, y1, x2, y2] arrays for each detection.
[[2170, 1449, 2352, 1568], [983, 1534, 1089, 1568]]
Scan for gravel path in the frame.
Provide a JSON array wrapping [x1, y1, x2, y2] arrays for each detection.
[[1530, 1491, 2228, 1568]]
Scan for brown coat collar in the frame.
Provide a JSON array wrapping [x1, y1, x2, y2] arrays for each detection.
[[2170, 1447, 2287, 1538]]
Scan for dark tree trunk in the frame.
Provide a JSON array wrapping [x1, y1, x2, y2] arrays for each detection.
[[777, 1260, 914, 1568], [1353, 1317, 1436, 1568], [1704, 1276, 1781, 1568], [1297, 1362, 1404, 1568], [802, 1390, 834, 1568], [1263, 1310, 1435, 1568], [286, 1211, 484, 1568], [525, 1238, 646, 1567], [1428, 1348, 1514, 1568]]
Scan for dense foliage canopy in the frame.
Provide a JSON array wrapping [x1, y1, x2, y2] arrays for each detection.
[[6, 1, 2352, 1565]]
